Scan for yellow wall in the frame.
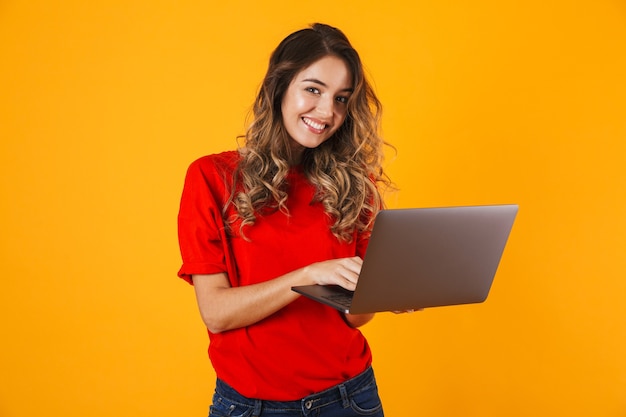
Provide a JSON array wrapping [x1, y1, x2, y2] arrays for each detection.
[[1, 1, 625, 416]]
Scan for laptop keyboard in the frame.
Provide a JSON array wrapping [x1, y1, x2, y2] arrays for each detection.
[[322, 292, 353, 308]]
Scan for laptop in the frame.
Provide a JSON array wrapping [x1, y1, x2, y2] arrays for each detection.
[[292, 204, 518, 314]]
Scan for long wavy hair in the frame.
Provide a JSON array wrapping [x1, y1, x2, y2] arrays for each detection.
[[228, 23, 393, 242]]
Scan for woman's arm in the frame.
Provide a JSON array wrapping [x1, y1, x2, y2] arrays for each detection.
[[192, 256, 364, 333], [343, 312, 376, 328]]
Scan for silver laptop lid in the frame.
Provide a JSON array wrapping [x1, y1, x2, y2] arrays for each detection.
[[347, 204, 518, 313]]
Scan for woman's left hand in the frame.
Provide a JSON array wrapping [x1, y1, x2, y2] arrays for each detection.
[[392, 308, 424, 314]]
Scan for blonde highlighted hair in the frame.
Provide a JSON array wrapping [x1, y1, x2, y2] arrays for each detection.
[[229, 23, 393, 242]]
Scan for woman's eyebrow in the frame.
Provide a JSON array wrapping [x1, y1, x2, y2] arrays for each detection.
[[302, 78, 354, 93]]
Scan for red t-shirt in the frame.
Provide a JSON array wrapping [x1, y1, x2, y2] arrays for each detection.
[[177, 151, 373, 400]]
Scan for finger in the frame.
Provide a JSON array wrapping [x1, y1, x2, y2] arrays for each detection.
[[340, 257, 363, 275], [339, 271, 358, 290], [391, 309, 422, 314], [342, 266, 361, 286]]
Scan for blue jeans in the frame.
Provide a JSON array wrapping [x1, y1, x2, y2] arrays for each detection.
[[208, 366, 384, 417]]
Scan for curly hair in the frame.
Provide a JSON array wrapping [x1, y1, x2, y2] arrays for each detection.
[[228, 23, 393, 242]]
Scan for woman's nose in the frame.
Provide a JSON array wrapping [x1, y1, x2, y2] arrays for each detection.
[[316, 96, 334, 118]]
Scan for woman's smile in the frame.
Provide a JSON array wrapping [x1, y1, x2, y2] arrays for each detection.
[[302, 117, 328, 133]]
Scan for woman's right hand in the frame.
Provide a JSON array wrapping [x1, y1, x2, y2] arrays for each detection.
[[302, 256, 363, 291]]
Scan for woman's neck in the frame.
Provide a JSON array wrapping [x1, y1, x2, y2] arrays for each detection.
[[289, 143, 305, 166]]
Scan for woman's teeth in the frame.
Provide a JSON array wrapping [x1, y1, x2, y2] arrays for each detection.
[[303, 118, 326, 131]]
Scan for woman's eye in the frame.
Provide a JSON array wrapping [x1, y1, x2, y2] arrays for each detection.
[[305, 87, 320, 94], [336, 96, 349, 104]]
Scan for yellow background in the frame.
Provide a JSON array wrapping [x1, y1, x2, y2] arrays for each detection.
[[1, 1, 625, 416]]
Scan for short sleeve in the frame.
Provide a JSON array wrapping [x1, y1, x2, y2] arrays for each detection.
[[177, 157, 230, 284]]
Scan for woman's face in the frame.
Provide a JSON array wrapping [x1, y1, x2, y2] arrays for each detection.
[[281, 55, 353, 162]]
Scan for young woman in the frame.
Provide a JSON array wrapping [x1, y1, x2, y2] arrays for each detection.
[[178, 23, 392, 417]]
